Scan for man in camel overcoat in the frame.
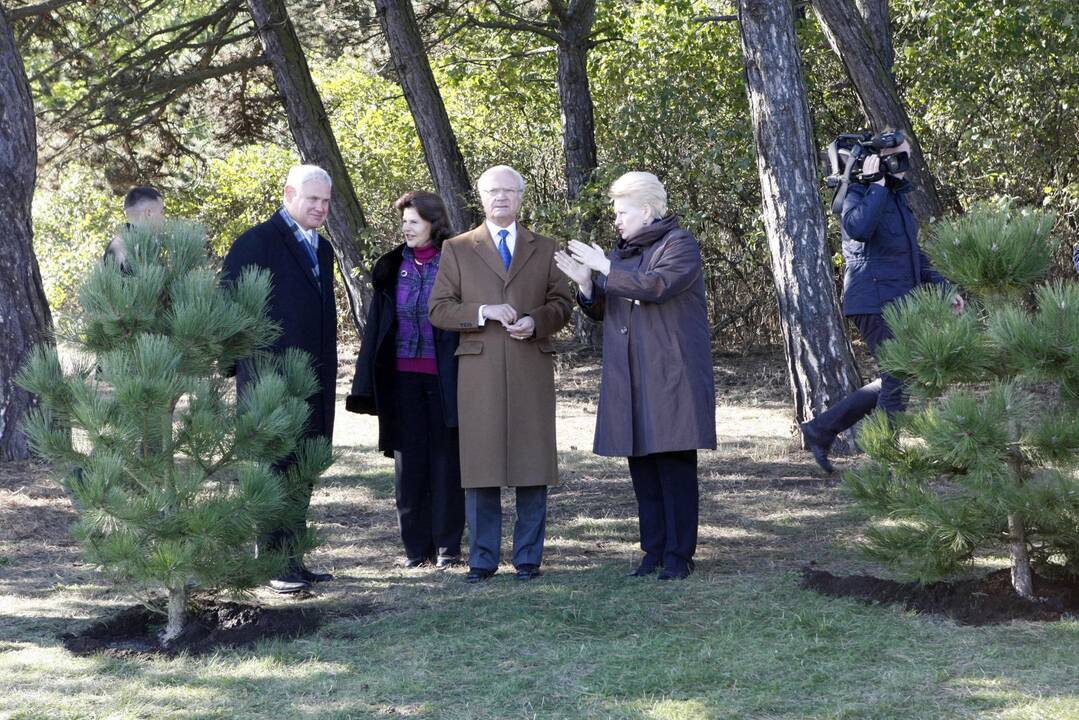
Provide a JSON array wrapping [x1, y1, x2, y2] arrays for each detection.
[[428, 164, 572, 583]]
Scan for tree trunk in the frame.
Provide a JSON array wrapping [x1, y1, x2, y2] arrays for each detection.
[[375, 0, 479, 235], [552, 0, 601, 349], [1008, 513, 1035, 600], [246, 0, 373, 332], [552, 0, 598, 222], [160, 583, 188, 645], [0, 8, 53, 461], [854, 0, 893, 73], [737, 0, 862, 449], [810, 0, 946, 223]]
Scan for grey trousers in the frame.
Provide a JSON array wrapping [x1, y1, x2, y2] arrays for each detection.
[[465, 485, 548, 571]]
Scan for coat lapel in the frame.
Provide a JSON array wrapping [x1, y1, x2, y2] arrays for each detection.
[[317, 235, 334, 304], [505, 225, 536, 285], [271, 212, 321, 294], [470, 225, 509, 281]]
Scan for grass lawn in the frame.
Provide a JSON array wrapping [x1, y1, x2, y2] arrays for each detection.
[[1, 353, 1077, 720]]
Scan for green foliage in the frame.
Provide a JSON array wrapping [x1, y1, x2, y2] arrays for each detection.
[[878, 285, 994, 397], [32, 169, 120, 324], [24, 0, 1079, 351], [847, 206, 1079, 586], [895, 0, 1079, 238], [169, 146, 298, 257], [17, 219, 331, 622], [924, 205, 1057, 302]]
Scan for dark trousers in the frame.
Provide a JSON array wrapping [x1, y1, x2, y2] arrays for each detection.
[[465, 485, 548, 570], [808, 313, 906, 440], [262, 399, 329, 568], [628, 449, 698, 571], [393, 372, 465, 561]]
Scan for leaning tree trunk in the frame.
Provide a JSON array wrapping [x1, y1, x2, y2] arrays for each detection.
[[0, 8, 53, 461], [246, 0, 373, 332], [854, 0, 893, 73], [375, 0, 479, 234], [552, 0, 603, 348], [737, 0, 862, 449], [810, 0, 946, 223]]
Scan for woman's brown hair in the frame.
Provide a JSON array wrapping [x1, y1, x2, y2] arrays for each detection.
[[394, 191, 453, 249]]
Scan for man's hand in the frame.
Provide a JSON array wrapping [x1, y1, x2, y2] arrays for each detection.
[[554, 250, 594, 298], [567, 240, 612, 276], [951, 293, 966, 315], [505, 315, 535, 339], [863, 154, 886, 186], [483, 303, 518, 326]]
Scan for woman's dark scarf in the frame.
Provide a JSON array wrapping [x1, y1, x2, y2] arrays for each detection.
[[613, 214, 681, 259]]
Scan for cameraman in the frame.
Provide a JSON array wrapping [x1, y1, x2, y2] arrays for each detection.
[[800, 137, 963, 473]]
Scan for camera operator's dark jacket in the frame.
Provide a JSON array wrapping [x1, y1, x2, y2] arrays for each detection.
[[840, 178, 946, 316], [1072, 242, 1079, 274], [346, 243, 459, 457]]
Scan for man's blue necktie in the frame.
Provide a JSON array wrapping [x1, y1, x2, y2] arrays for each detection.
[[497, 229, 512, 269]]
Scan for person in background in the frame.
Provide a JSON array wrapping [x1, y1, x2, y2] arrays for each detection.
[[103, 185, 165, 271], [347, 191, 464, 569], [798, 136, 963, 474], [555, 171, 716, 581]]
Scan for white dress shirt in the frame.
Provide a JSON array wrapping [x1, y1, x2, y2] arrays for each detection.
[[478, 221, 518, 325]]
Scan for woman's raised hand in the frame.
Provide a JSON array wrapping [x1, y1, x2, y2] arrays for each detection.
[[554, 249, 594, 299], [567, 240, 611, 276]]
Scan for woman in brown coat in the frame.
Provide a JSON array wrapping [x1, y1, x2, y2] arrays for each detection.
[[555, 171, 716, 580]]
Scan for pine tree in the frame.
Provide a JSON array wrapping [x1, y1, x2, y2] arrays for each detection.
[[846, 206, 1079, 600], [17, 220, 332, 643]]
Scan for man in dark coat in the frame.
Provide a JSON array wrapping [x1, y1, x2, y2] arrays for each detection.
[[800, 141, 963, 473], [222, 165, 337, 594], [1073, 242, 1078, 274]]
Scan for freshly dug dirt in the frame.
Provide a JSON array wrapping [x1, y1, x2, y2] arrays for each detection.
[[801, 566, 1079, 625], [60, 599, 322, 657]]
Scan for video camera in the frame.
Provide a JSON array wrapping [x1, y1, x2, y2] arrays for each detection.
[[824, 130, 910, 188], [823, 130, 910, 214]]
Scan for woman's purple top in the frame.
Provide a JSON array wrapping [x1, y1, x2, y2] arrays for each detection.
[[394, 244, 439, 375]]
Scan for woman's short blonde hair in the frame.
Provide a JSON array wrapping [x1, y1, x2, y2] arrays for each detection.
[[608, 171, 667, 220]]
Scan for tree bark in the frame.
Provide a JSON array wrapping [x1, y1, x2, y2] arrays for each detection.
[[160, 583, 188, 645], [375, 0, 480, 235], [810, 0, 946, 223], [854, 0, 893, 73], [1008, 513, 1035, 600], [0, 8, 53, 461], [551, 0, 598, 219], [737, 0, 861, 448], [246, 0, 373, 332], [551, 0, 602, 349]]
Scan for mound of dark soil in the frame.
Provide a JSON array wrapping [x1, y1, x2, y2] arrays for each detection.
[[60, 600, 321, 657], [801, 566, 1079, 625]]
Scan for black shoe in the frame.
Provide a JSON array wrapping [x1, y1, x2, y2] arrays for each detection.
[[398, 557, 430, 569], [268, 573, 311, 594], [515, 564, 542, 581], [298, 565, 333, 583], [800, 421, 835, 475], [628, 558, 660, 577], [465, 567, 496, 583], [436, 555, 461, 569], [658, 560, 695, 581]]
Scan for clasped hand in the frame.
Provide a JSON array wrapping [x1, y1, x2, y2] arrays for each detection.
[[483, 304, 535, 339]]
